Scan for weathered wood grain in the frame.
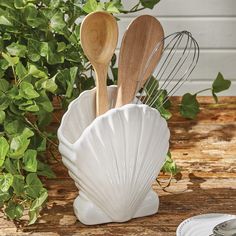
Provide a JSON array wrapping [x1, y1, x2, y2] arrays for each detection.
[[0, 97, 235, 236]]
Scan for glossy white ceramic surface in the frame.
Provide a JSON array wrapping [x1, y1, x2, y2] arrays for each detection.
[[57, 86, 170, 225], [177, 213, 236, 236]]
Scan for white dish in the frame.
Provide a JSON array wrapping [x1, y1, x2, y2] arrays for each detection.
[[176, 213, 236, 236]]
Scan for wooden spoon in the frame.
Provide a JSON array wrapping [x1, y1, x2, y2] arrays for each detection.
[[115, 15, 164, 108], [80, 11, 118, 116]]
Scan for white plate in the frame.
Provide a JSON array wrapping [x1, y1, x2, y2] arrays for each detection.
[[176, 213, 236, 236]]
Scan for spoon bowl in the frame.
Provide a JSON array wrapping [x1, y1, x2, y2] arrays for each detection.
[[115, 15, 164, 108], [80, 11, 118, 116], [213, 219, 236, 236]]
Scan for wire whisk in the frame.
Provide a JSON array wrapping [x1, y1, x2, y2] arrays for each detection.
[[135, 31, 200, 108]]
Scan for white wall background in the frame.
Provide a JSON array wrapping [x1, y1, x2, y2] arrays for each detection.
[[117, 0, 236, 95]]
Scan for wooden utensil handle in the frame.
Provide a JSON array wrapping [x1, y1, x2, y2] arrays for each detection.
[[94, 64, 109, 116], [115, 88, 133, 108]]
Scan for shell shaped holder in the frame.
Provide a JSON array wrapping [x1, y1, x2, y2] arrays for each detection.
[[57, 86, 170, 225]]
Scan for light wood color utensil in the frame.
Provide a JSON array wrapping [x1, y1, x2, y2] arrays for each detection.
[[80, 11, 118, 116], [115, 15, 164, 108]]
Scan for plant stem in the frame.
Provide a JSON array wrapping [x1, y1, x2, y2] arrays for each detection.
[[120, 1, 145, 14], [130, 2, 140, 11], [120, 7, 145, 13], [156, 173, 173, 190], [195, 88, 212, 95], [17, 160, 22, 175], [24, 118, 58, 148], [48, 146, 60, 163], [12, 66, 17, 84]]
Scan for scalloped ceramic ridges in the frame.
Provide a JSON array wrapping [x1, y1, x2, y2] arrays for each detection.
[[57, 86, 170, 225]]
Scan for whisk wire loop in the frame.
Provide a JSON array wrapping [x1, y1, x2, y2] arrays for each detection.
[[135, 31, 200, 109]]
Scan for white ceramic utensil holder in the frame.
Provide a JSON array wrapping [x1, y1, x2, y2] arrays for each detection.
[[57, 86, 170, 225]]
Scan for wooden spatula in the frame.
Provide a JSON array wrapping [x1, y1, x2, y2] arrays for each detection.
[[115, 15, 164, 108]]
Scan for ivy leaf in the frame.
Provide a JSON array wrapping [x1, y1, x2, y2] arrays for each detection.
[[4, 158, 18, 175], [0, 137, 9, 167], [5, 201, 24, 220], [0, 1, 14, 9], [83, 0, 98, 13], [9, 136, 31, 159], [28, 64, 48, 79], [25, 173, 43, 198], [162, 151, 180, 175], [37, 161, 56, 178], [30, 189, 48, 210], [40, 42, 49, 57], [0, 59, 10, 70], [65, 45, 81, 63], [27, 39, 41, 62], [105, 2, 120, 13], [47, 43, 64, 65], [30, 136, 47, 152], [0, 110, 6, 124], [29, 189, 48, 225], [6, 43, 27, 57], [56, 67, 78, 98], [0, 173, 13, 192], [0, 70, 4, 79], [19, 100, 40, 112], [41, 79, 58, 93], [2, 52, 19, 66], [19, 82, 40, 99], [29, 206, 40, 225], [24, 4, 47, 28], [0, 190, 11, 204], [22, 127, 34, 139], [0, 16, 13, 26], [4, 119, 25, 135], [212, 72, 231, 102], [158, 106, 172, 120], [7, 86, 21, 100], [180, 93, 200, 119], [2, 33, 11, 41], [12, 175, 25, 196], [14, 0, 26, 9], [8, 128, 34, 159], [50, 11, 66, 34], [35, 90, 53, 113], [0, 94, 11, 111], [23, 149, 37, 172], [37, 110, 53, 127], [49, 0, 60, 9], [16, 61, 28, 80], [0, 79, 10, 92], [140, 0, 160, 9], [57, 42, 66, 52], [212, 72, 231, 93]]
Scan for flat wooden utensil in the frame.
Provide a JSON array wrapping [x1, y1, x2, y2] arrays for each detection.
[[80, 11, 118, 116], [115, 15, 164, 108]]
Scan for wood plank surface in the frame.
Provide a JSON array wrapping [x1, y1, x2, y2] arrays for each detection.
[[0, 97, 236, 236]]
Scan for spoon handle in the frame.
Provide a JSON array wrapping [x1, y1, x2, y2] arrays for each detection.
[[94, 64, 109, 116]]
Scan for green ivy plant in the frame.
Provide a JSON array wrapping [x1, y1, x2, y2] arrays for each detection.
[[0, 0, 231, 225]]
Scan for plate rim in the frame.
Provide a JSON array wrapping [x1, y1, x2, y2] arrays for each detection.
[[176, 213, 236, 236]]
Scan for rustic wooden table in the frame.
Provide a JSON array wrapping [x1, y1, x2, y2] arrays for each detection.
[[1, 97, 236, 236]]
